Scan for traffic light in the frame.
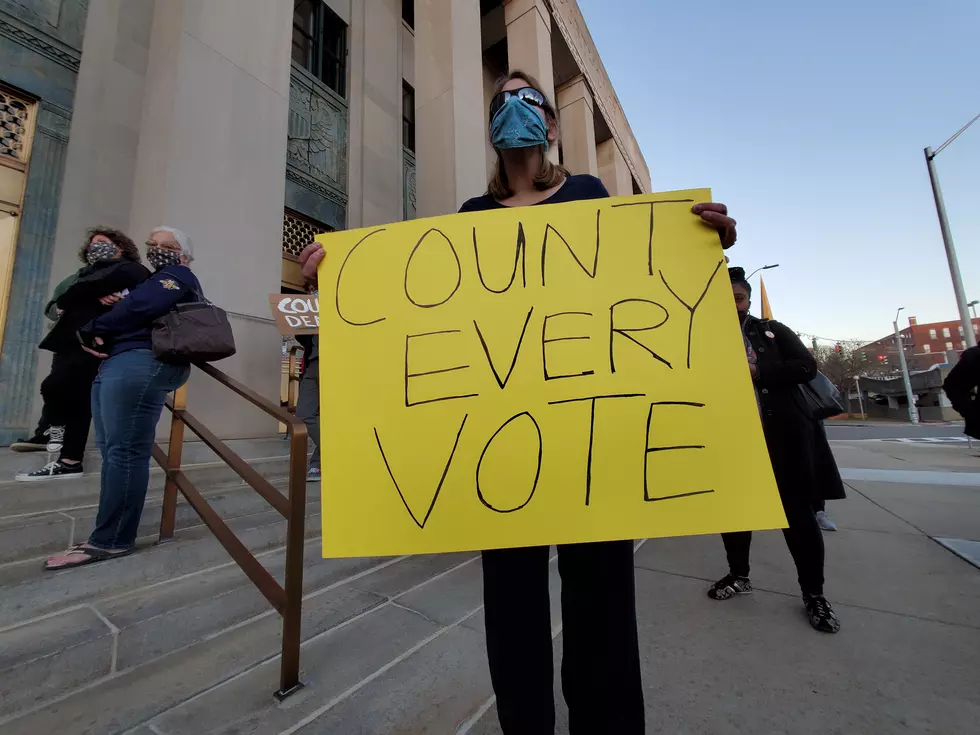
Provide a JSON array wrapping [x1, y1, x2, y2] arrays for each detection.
[[834, 343, 842, 353]]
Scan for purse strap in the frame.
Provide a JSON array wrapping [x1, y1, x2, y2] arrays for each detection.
[[165, 269, 210, 306]]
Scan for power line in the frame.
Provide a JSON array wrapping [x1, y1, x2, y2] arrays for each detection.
[[796, 331, 879, 346]]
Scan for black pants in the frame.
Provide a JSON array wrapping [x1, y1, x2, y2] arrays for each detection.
[[40, 350, 101, 462], [295, 360, 320, 470], [720, 469, 826, 595], [482, 540, 645, 734], [29, 401, 52, 439]]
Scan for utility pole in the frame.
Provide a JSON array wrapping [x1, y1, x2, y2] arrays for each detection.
[[893, 308, 919, 424], [853, 375, 866, 419], [924, 112, 980, 349]]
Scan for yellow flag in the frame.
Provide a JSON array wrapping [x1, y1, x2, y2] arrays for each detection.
[[317, 190, 785, 557], [759, 275, 773, 320]]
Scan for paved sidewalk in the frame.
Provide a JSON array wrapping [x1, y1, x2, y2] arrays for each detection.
[[469, 438, 980, 734]]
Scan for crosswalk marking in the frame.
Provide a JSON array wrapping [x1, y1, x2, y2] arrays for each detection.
[[880, 436, 970, 444], [830, 436, 971, 444]]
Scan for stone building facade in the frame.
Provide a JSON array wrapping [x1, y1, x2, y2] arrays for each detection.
[[0, 0, 650, 442]]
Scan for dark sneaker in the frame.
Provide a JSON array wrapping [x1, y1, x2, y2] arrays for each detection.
[[15, 461, 84, 482], [803, 593, 841, 633], [708, 574, 753, 600], [10, 433, 48, 452], [45, 426, 65, 453]]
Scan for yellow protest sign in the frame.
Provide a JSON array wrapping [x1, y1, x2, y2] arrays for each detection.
[[317, 189, 784, 558]]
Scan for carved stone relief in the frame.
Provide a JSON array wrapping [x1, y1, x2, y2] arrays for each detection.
[[287, 67, 348, 202]]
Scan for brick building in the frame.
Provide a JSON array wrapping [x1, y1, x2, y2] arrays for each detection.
[[858, 316, 980, 373]]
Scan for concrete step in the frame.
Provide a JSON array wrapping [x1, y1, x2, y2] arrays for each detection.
[[0, 478, 299, 567], [0, 548, 482, 734], [0, 453, 292, 517], [0, 492, 321, 626], [0, 490, 324, 721], [0, 425, 513, 734], [0, 436, 294, 477], [145, 555, 490, 735]]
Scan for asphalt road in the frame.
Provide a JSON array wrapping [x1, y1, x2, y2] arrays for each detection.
[[824, 421, 967, 441]]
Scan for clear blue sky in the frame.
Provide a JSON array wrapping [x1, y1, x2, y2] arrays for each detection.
[[578, 0, 979, 345]]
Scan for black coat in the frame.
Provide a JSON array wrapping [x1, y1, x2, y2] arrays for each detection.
[[743, 315, 820, 503], [295, 335, 318, 377], [39, 259, 150, 354], [812, 420, 847, 501], [944, 346, 980, 439]]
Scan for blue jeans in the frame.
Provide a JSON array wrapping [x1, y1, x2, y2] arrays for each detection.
[[88, 349, 190, 549]]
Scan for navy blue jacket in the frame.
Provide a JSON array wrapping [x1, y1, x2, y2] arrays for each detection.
[[81, 264, 203, 357], [458, 173, 609, 212]]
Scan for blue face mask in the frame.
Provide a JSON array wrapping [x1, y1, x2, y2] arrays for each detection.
[[490, 98, 549, 150]]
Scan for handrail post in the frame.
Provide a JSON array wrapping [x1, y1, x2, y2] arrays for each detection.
[[276, 419, 309, 700], [158, 385, 188, 542], [288, 346, 302, 414]]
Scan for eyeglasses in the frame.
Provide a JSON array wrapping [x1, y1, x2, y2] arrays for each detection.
[[146, 241, 179, 250], [489, 87, 547, 124]]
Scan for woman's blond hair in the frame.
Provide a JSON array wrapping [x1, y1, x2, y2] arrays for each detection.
[[487, 70, 570, 200]]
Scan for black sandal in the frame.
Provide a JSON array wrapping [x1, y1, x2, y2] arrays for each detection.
[[43, 543, 133, 571]]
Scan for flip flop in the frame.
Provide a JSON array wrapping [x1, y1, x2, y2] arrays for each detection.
[[43, 543, 133, 571]]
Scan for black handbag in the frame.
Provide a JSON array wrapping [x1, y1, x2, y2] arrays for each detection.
[[152, 296, 236, 364], [799, 372, 844, 420]]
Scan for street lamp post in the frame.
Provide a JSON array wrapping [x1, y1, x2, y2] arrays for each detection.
[[924, 112, 980, 350], [893, 307, 919, 424], [968, 300, 978, 321], [746, 264, 779, 280]]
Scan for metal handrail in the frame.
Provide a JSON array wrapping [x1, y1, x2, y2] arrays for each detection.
[[283, 345, 303, 415], [153, 362, 308, 699]]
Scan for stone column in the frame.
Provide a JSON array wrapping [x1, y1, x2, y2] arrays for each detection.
[[346, 0, 403, 228], [503, 0, 555, 104], [128, 0, 294, 438], [504, 0, 558, 163], [556, 75, 598, 176], [597, 139, 633, 196], [415, 0, 487, 216]]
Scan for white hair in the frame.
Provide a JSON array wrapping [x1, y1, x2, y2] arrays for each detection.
[[151, 226, 194, 262]]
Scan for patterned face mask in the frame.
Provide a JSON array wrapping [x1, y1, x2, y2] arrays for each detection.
[[86, 241, 117, 264], [147, 247, 181, 270]]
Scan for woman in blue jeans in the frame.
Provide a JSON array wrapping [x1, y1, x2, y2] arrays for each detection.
[[45, 227, 202, 570]]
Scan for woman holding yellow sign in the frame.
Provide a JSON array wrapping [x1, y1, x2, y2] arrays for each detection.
[[299, 70, 737, 734]]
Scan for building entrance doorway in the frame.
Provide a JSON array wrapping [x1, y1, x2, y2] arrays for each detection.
[[278, 210, 330, 432], [0, 85, 37, 354]]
